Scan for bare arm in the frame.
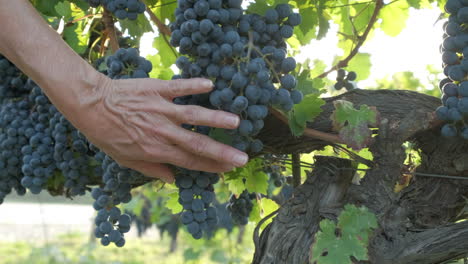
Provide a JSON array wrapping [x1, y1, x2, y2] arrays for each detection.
[[0, 0, 248, 182]]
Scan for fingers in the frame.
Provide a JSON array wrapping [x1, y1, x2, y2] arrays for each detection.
[[160, 124, 249, 168], [157, 78, 214, 99], [120, 160, 175, 183], [151, 145, 236, 173], [172, 104, 240, 129]]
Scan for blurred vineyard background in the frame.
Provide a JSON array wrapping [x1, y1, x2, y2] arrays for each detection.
[[0, 192, 255, 264]]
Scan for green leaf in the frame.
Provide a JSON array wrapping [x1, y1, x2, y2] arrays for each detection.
[[249, 197, 279, 224], [288, 94, 325, 137], [164, 190, 182, 214], [224, 158, 268, 195], [210, 249, 229, 263], [147, 54, 174, 80], [317, 2, 331, 40], [119, 14, 153, 37], [62, 22, 89, 54], [331, 100, 379, 150], [184, 248, 201, 261], [379, 1, 409, 37], [296, 7, 318, 45], [55, 1, 72, 20], [152, 35, 177, 68], [244, 163, 268, 195], [347, 53, 371, 81], [226, 176, 245, 196], [310, 205, 377, 264], [34, 0, 61, 17]]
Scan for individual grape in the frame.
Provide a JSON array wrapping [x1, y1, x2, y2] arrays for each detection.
[[238, 120, 253, 136], [442, 51, 460, 65], [276, 4, 292, 19], [280, 25, 294, 38], [280, 74, 296, 89], [265, 9, 279, 23], [281, 57, 296, 73], [460, 81, 468, 96], [446, 96, 459, 108], [286, 13, 302, 26], [194, 0, 210, 16], [435, 106, 450, 121], [441, 123, 458, 137], [449, 108, 463, 121], [290, 90, 303, 104], [443, 82, 459, 97], [448, 65, 465, 81], [250, 139, 263, 153], [346, 71, 357, 81], [458, 97, 468, 113]]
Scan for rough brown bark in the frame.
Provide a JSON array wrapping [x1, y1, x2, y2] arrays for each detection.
[[253, 89, 468, 264]]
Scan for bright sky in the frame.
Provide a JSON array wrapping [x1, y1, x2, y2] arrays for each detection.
[[139, 5, 445, 89]]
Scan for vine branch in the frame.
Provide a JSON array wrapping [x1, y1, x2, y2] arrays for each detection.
[[142, 0, 172, 36], [292, 153, 301, 187], [316, 0, 384, 79], [102, 9, 119, 53], [269, 107, 344, 144]]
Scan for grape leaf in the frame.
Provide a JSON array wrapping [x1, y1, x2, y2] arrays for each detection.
[[310, 205, 377, 264], [379, 1, 409, 37], [55, 1, 72, 20], [152, 35, 177, 68], [249, 197, 279, 224], [347, 53, 371, 81], [164, 190, 182, 214], [331, 100, 379, 150], [225, 158, 268, 195], [288, 94, 325, 137], [119, 14, 153, 37]]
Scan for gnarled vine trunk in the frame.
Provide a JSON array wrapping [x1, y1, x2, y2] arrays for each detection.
[[253, 89, 468, 264]]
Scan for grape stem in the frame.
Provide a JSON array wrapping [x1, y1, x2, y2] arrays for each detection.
[[269, 107, 344, 144], [291, 153, 301, 187], [315, 0, 384, 79], [252, 46, 281, 84], [141, 0, 172, 36], [102, 9, 119, 53]]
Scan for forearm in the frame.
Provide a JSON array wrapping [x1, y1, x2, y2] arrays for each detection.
[[0, 0, 105, 129]]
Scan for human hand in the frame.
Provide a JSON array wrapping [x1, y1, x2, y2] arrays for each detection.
[[77, 75, 248, 183]]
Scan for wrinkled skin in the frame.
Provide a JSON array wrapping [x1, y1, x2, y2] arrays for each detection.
[[0, 0, 248, 183]]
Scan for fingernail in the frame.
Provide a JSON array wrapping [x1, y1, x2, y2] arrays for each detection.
[[226, 115, 240, 127], [232, 153, 248, 167], [202, 79, 213, 88]]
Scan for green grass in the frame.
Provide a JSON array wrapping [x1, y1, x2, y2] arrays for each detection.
[[0, 228, 254, 264]]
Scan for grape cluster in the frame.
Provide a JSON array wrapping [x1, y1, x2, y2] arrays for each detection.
[[0, 55, 31, 101], [0, 48, 155, 247], [104, 47, 152, 79], [0, 99, 30, 203], [92, 199, 131, 247], [169, 0, 302, 238], [170, 0, 303, 153], [90, 48, 153, 246], [227, 190, 255, 225], [262, 154, 289, 187], [176, 169, 220, 239], [436, 0, 468, 138], [333, 69, 357, 91], [86, 0, 146, 20]]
